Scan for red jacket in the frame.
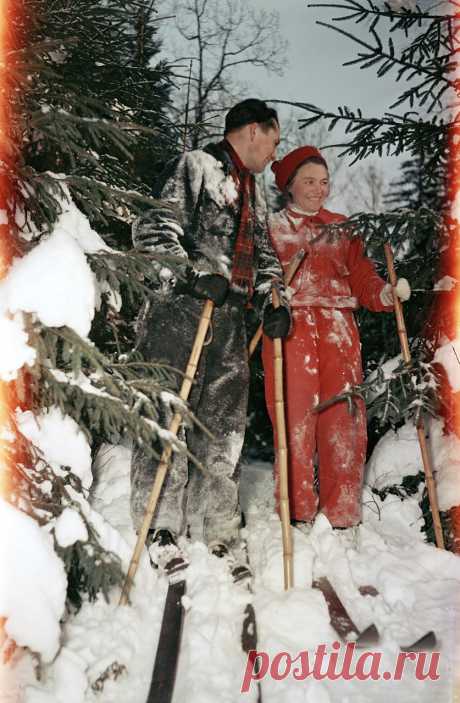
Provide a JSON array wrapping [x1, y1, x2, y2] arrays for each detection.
[[269, 207, 388, 311]]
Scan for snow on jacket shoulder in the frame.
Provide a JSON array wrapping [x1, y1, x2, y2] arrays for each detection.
[[268, 207, 388, 312], [132, 143, 285, 310]]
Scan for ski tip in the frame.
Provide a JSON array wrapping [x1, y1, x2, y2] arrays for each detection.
[[400, 630, 437, 652], [355, 623, 380, 649]]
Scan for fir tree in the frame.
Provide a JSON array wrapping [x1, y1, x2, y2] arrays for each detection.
[[0, 0, 187, 616]]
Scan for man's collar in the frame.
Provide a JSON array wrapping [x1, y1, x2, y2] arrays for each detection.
[[221, 139, 249, 174]]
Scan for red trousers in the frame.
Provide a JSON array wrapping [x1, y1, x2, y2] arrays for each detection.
[[262, 307, 367, 527]]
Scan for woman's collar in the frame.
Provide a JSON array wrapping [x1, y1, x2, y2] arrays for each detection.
[[287, 204, 320, 217]]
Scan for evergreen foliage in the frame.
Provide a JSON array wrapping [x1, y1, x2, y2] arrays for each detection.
[[1, 0, 187, 610]]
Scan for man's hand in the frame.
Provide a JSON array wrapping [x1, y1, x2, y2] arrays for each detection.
[[380, 278, 411, 307], [188, 272, 229, 307], [263, 304, 291, 339]]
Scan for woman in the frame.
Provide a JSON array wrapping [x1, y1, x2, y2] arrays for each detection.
[[262, 145, 410, 528]]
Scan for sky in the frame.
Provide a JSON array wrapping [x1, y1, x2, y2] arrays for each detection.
[[239, 0, 403, 117], [234, 0, 408, 203], [158, 0, 422, 209]]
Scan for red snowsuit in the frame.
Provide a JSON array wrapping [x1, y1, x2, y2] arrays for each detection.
[[262, 207, 391, 527]]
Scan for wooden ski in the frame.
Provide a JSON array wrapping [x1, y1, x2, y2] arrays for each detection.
[[313, 577, 437, 651], [146, 556, 188, 703]]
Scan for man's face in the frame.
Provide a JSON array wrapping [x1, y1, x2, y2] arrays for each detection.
[[246, 123, 280, 174]]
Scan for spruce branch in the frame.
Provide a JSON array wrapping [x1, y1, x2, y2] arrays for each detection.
[[313, 353, 439, 429], [5, 422, 125, 611], [273, 99, 451, 163], [308, 0, 453, 26], [34, 324, 207, 471]]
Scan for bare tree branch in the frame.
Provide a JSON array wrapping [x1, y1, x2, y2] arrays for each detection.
[[163, 0, 288, 147]]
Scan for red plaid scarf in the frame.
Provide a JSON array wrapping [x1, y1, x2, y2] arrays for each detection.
[[222, 139, 255, 299]]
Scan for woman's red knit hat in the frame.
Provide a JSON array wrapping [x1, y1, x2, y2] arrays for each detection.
[[271, 145, 327, 192]]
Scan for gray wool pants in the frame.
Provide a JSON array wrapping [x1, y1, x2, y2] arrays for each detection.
[[130, 292, 249, 546]]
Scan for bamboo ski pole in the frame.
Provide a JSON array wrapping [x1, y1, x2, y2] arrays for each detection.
[[120, 299, 215, 605], [383, 243, 445, 550], [271, 285, 293, 589], [248, 248, 306, 358]]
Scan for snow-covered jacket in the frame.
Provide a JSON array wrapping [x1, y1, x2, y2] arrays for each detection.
[[269, 207, 388, 311], [133, 142, 286, 312]]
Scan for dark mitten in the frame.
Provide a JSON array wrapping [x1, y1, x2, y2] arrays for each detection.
[[263, 304, 291, 339], [189, 272, 229, 307]]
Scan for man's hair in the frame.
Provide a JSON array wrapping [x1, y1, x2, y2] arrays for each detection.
[[224, 99, 279, 135]]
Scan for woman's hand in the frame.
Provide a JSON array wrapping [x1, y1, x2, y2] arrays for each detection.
[[380, 278, 411, 306]]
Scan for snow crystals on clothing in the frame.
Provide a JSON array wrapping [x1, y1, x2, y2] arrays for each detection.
[[185, 150, 239, 209], [322, 308, 353, 348]]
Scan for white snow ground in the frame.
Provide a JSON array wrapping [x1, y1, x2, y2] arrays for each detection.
[[2, 431, 460, 703]]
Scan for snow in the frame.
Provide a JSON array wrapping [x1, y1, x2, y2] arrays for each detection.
[[54, 508, 89, 548], [365, 422, 424, 491], [95, 279, 122, 313], [52, 184, 112, 255], [0, 228, 97, 337], [16, 407, 93, 490], [430, 419, 460, 511], [365, 415, 460, 522], [0, 313, 36, 381], [433, 337, 460, 392], [246, 508, 454, 703], [51, 368, 112, 400], [0, 498, 67, 662], [0, 189, 114, 340], [3, 433, 460, 702], [366, 355, 402, 401]]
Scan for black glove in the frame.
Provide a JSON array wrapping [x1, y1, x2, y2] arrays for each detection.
[[187, 271, 229, 307], [263, 304, 291, 339]]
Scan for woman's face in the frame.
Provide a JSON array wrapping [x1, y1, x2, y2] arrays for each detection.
[[289, 162, 330, 212]]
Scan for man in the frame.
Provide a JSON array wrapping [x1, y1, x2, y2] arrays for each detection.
[[131, 99, 290, 562]]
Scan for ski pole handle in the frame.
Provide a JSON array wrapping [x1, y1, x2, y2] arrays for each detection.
[[383, 243, 411, 364], [248, 248, 306, 359]]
